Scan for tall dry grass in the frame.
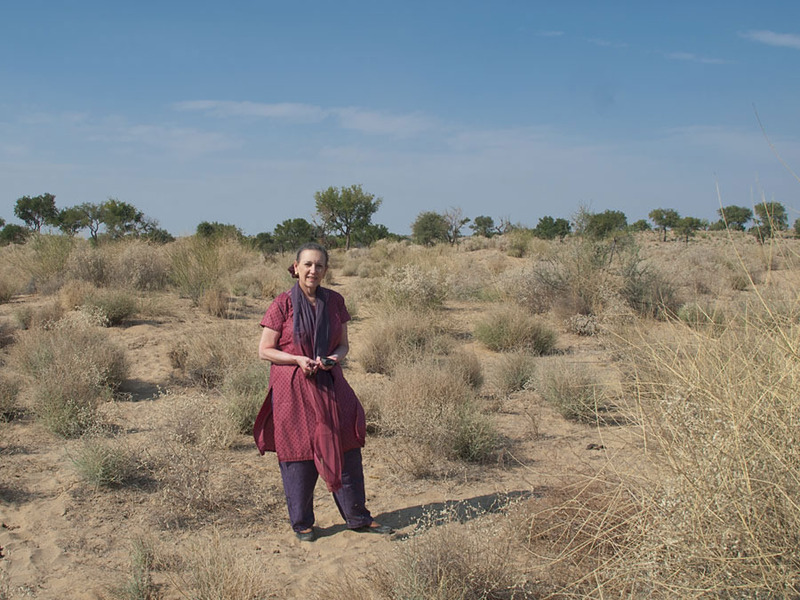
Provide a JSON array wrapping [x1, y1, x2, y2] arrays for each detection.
[[6, 311, 128, 437], [609, 294, 800, 597], [371, 362, 498, 469]]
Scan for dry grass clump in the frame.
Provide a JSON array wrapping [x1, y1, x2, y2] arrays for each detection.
[[220, 361, 268, 434], [180, 531, 271, 600], [112, 535, 157, 600], [374, 362, 497, 465], [375, 263, 449, 310], [676, 300, 728, 331], [474, 304, 557, 354], [0, 377, 22, 422], [7, 312, 128, 437], [160, 392, 239, 450], [513, 480, 644, 597], [493, 261, 560, 314], [0, 277, 17, 304], [199, 287, 231, 317], [80, 288, 139, 326], [605, 283, 800, 596], [535, 358, 611, 423], [13, 299, 65, 329], [6, 233, 76, 294], [358, 309, 453, 375], [65, 241, 108, 286], [228, 259, 291, 299], [168, 321, 257, 388], [492, 351, 537, 398], [370, 518, 525, 600], [70, 432, 142, 489], [168, 237, 255, 304], [503, 228, 536, 258]]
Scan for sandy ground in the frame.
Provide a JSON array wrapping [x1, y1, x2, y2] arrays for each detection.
[[0, 273, 641, 599]]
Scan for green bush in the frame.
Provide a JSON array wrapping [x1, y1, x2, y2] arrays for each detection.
[[474, 305, 557, 354]]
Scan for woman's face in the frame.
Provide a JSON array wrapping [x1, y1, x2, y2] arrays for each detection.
[[295, 249, 327, 294]]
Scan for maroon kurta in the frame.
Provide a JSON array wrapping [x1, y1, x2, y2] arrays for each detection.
[[253, 288, 366, 462]]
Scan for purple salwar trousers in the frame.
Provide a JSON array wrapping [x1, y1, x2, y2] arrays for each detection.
[[279, 448, 373, 533]]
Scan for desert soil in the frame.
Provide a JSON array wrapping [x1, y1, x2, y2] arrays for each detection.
[[0, 273, 641, 599]]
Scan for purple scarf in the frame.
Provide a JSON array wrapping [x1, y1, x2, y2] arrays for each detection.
[[290, 283, 343, 492]]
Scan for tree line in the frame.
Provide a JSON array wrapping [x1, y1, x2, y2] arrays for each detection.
[[3, 187, 796, 249]]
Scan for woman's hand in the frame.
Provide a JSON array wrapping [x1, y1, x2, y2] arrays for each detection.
[[316, 355, 339, 371], [296, 355, 318, 377]]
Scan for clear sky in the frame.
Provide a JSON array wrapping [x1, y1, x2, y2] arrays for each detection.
[[2, 1, 799, 236]]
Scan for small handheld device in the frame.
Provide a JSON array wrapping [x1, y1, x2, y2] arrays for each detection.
[[320, 357, 336, 367]]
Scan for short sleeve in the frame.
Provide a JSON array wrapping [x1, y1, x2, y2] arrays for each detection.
[[330, 291, 350, 324], [261, 293, 289, 331]]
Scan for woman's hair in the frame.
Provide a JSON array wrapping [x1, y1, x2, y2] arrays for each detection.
[[295, 242, 329, 266]]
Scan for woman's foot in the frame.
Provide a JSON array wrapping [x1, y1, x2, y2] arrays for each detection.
[[295, 527, 317, 542], [353, 521, 393, 535]]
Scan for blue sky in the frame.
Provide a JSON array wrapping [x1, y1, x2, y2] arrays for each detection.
[[2, 1, 799, 236]]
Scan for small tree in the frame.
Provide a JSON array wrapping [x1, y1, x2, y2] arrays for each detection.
[[57, 206, 89, 236], [412, 211, 449, 246], [353, 223, 394, 246], [794, 218, 800, 238], [273, 218, 316, 253], [0, 224, 30, 246], [314, 184, 382, 250], [585, 210, 628, 239], [753, 201, 788, 235], [649, 208, 680, 242], [533, 216, 571, 240], [101, 198, 144, 239], [629, 219, 652, 232], [470, 215, 496, 238], [675, 216, 708, 243], [14, 193, 59, 231], [77, 203, 104, 243], [717, 205, 752, 231], [196, 221, 243, 241]]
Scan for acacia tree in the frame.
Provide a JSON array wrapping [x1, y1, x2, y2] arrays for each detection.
[[273, 218, 316, 252], [314, 184, 382, 250], [14, 193, 59, 231], [585, 210, 628, 239], [717, 205, 752, 231], [649, 208, 680, 242], [754, 202, 787, 232], [470, 215, 496, 238], [412, 211, 449, 246], [533, 215, 571, 240], [675, 216, 708, 243], [101, 198, 144, 239]]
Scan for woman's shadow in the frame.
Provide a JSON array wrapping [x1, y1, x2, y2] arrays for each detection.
[[318, 488, 543, 539]]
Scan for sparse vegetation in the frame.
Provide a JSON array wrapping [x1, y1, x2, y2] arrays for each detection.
[[2, 227, 799, 599]]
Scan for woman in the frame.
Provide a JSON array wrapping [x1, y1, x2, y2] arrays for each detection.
[[254, 242, 392, 542]]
